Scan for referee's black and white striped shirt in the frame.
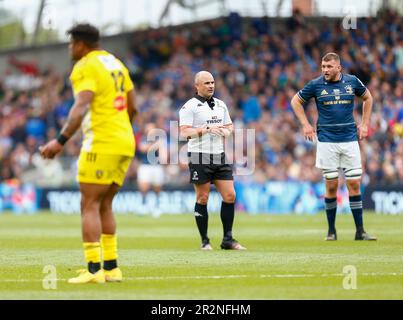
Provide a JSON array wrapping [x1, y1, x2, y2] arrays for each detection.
[[179, 95, 232, 154]]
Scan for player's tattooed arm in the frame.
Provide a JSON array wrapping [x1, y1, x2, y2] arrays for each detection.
[[60, 90, 94, 138], [39, 91, 93, 159]]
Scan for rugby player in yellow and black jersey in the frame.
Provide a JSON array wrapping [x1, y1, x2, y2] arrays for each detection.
[[40, 24, 137, 284]]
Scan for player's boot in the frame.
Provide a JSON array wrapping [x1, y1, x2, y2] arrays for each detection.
[[220, 238, 246, 250], [201, 240, 213, 250], [104, 268, 123, 282], [68, 269, 105, 284], [325, 230, 337, 241], [355, 231, 377, 241]]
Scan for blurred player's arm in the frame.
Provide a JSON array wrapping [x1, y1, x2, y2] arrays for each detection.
[[291, 94, 316, 141], [39, 91, 93, 159], [60, 90, 93, 138], [126, 88, 138, 123], [357, 89, 373, 140]]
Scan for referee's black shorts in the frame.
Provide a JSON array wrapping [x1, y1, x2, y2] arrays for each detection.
[[188, 152, 233, 184]]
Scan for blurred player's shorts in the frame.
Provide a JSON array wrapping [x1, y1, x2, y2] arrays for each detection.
[[138, 164, 164, 186]]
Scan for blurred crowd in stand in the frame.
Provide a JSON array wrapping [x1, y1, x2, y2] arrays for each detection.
[[0, 9, 401, 188]]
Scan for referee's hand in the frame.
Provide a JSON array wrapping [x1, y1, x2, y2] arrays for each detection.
[[209, 127, 225, 136], [218, 127, 232, 137], [209, 127, 231, 137]]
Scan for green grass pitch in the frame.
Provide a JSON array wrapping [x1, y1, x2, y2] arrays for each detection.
[[0, 211, 402, 299]]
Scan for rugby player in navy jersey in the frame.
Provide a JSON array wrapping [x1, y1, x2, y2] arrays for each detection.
[[291, 53, 377, 241]]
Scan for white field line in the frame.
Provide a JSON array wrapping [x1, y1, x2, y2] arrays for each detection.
[[1, 273, 403, 283]]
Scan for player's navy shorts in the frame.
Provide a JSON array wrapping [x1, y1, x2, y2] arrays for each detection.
[[188, 152, 233, 184]]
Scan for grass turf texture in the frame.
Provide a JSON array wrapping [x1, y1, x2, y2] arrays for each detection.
[[0, 211, 402, 299]]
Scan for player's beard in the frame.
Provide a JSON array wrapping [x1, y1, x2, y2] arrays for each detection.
[[325, 72, 340, 82]]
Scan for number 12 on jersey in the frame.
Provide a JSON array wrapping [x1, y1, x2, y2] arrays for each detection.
[[111, 71, 125, 93], [110, 71, 127, 111]]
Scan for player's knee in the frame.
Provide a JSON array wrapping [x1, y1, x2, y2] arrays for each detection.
[[322, 169, 339, 181], [222, 190, 236, 203], [197, 194, 209, 205], [347, 180, 361, 193], [80, 198, 88, 215], [80, 197, 100, 214], [344, 168, 362, 180], [138, 182, 151, 194], [327, 188, 338, 197], [100, 201, 112, 215], [325, 179, 338, 196]]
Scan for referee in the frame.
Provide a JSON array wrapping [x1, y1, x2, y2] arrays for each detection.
[[179, 71, 246, 250]]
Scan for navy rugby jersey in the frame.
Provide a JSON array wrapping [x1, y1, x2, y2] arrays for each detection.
[[297, 73, 367, 143]]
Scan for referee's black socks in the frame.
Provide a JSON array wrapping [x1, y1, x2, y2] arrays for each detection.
[[194, 203, 209, 243], [221, 202, 235, 241]]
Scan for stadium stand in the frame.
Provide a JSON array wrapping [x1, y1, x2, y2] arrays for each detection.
[[0, 9, 402, 188]]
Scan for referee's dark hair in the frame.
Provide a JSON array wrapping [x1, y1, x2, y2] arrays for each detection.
[[67, 23, 100, 48]]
